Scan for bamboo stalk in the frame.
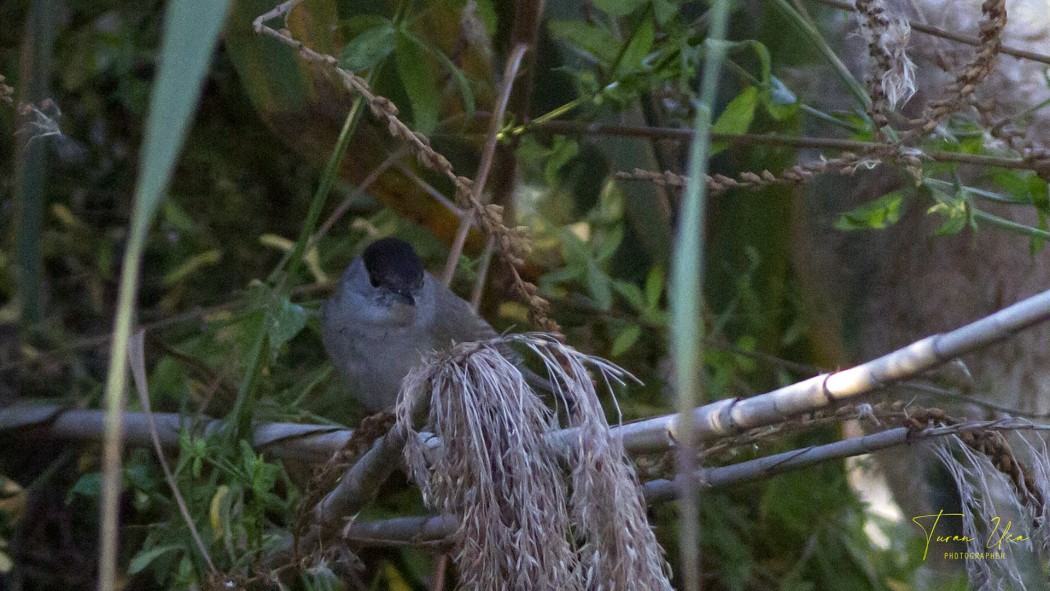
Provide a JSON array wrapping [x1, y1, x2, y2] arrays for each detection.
[[7, 287, 1050, 542], [2, 405, 349, 463], [610, 288, 1050, 452], [340, 418, 1050, 545], [8, 288, 1050, 460]]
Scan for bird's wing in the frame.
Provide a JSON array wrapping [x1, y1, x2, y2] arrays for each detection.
[[434, 284, 537, 363], [431, 283, 501, 344], [430, 284, 556, 393]]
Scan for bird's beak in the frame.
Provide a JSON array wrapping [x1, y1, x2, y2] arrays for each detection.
[[392, 290, 415, 306]]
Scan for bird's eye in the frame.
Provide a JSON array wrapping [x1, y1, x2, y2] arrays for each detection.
[[368, 271, 381, 287]]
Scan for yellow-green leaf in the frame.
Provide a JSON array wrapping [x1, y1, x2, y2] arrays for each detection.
[[396, 30, 439, 134], [711, 86, 759, 155]]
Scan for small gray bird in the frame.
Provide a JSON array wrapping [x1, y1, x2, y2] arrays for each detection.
[[321, 238, 504, 411]]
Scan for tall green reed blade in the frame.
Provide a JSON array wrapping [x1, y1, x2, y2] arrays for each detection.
[[671, 0, 732, 589], [226, 92, 370, 443], [98, 1, 230, 588]]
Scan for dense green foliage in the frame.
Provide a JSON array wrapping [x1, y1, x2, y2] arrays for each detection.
[[0, 0, 1046, 588]]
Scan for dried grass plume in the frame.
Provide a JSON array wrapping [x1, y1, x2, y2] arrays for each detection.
[[396, 333, 673, 591], [929, 431, 1050, 590]]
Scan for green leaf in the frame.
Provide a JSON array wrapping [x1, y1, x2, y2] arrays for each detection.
[[395, 30, 440, 133], [644, 266, 666, 308], [67, 473, 103, 502], [403, 31, 476, 121], [594, 0, 649, 16], [162, 249, 222, 286], [613, 280, 646, 311], [711, 86, 759, 155], [833, 190, 908, 231], [653, 0, 679, 24], [338, 19, 396, 71], [642, 309, 669, 326], [100, 3, 229, 583], [1029, 174, 1049, 214], [267, 297, 309, 353], [470, 0, 498, 33], [129, 544, 183, 575], [134, 0, 230, 229], [559, 227, 590, 264], [341, 14, 390, 36], [612, 325, 642, 356], [928, 197, 970, 236], [612, 12, 655, 78], [161, 200, 198, 233], [595, 225, 625, 261], [545, 136, 579, 186], [586, 262, 614, 310], [548, 20, 619, 65], [991, 169, 1034, 200], [124, 459, 156, 492], [541, 265, 584, 285]]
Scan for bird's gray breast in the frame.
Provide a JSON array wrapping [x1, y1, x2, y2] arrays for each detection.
[[321, 295, 437, 411]]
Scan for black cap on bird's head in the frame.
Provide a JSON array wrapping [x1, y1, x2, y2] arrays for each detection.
[[362, 238, 425, 304]]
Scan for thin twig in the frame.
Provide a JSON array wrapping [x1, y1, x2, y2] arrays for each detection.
[[314, 146, 408, 242], [431, 554, 448, 591], [470, 235, 496, 310], [900, 381, 1050, 419], [395, 163, 465, 217], [311, 427, 409, 533], [530, 121, 1048, 172], [441, 43, 529, 286], [127, 330, 216, 573]]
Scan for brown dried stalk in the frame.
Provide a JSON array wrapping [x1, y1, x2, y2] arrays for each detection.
[[615, 149, 892, 195], [970, 98, 1050, 165], [809, 0, 1050, 66], [295, 412, 395, 537], [442, 43, 528, 286], [907, 0, 1007, 134], [854, 0, 916, 131], [252, 0, 557, 333]]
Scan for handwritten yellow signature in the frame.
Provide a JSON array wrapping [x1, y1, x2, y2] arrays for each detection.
[[911, 509, 1029, 560]]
